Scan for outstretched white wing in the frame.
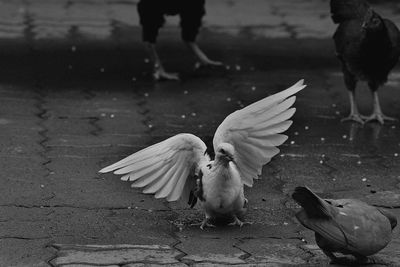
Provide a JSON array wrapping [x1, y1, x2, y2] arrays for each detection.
[[99, 133, 208, 202], [213, 79, 305, 187]]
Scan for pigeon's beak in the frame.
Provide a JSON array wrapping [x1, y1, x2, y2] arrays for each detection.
[[219, 153, 233, 162], [224, 154, 233, 162], [361, 21, 367, 29]]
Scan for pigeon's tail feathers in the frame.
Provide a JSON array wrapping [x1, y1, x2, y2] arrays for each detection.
[[330, 0, 370, 24], [292, 186, 331, 219]]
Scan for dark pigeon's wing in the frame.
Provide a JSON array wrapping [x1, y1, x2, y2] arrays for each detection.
[[329, 199, 393, 256], [296, 210, 348, 249], [383, 19, 400, 70]]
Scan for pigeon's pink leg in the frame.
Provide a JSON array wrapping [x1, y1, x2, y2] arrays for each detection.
[[341, 91, 364, 124], [228, 215, 253, 227], [362, 91, 397, 124], [199, 214, 215, 230]]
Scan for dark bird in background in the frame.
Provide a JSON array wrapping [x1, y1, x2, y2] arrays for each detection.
[[137, 0, 222, 80], [331, 0, 400, 124], [292, 186, 397, 264]]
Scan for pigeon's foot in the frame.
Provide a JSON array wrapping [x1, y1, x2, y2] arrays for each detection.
[[321, 249, 338, 262], [341, 113, 364, 124], [190, 220, 215, 230], [362, 113, 397, 124], [153, 69, 179, 81], [193, 218, 216, 230], [355, 255, 372, 264], [228, 216, 252, 228]]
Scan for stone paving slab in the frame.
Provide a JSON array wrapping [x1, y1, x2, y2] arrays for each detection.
[[50, 244, 183, 266], [0, 0, 399, 41], [0, 239, 53, 267], [177, 236, 247, 265], [237, 238, 310, 264]]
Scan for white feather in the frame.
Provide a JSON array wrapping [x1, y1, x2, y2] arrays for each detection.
[[99, 133, 207, 202], [213, 79, 305, 187]]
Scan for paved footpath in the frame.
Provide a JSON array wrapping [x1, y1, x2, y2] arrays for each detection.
[[1, 0, 400, 266]]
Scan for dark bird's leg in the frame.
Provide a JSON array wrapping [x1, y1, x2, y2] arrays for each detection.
[[321, 249, 338, 262], [146, 43, 179, 81], [341, 69, 364, 124], [180, 0, 222, 69], [186, 42, 223, 68], [355, 254, 373, 264], [137, 1, 179, 81], [361, 82, 397, 124], [315, 233, 340, 263]]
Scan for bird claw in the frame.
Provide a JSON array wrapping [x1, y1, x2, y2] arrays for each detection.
[[153, 69, 180, 81], [329, 257, 350, 265], [191, 218, 215, 230], [341, 114, 365, 124], [361, 113, 397, 124], [200, 221, 216, 230], [356, 255, 374, 264], [228, 217, 252, 228]]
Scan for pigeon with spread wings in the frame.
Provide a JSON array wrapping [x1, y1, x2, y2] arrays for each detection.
[[100, 80, 305, 229]]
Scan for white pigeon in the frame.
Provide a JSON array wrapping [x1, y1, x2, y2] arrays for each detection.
[[99, 79, 306, 229]]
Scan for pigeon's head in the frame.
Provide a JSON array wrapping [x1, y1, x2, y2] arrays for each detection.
[[362, 10, 383, 32], [330, 0, 370, 24], [215, 143, 235, 163]]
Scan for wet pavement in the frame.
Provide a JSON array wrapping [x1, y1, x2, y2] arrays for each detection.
[[1, 0, 400, 266]]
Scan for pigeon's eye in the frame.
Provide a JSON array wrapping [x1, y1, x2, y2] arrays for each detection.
[[220, 149, 225, 154]]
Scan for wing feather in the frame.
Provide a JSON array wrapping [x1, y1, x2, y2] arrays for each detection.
[[99, 133, 208, 202], [167, 167, 191, 202], [131, 163, 172, 188], [213, 80, 305, 187], [143, 155, 180, 194], [250, 121, 292, 136], [114, 155, 171, 175], [123, 160, 167, 182], [154, 154, 187, 198], [100, 140, 171, 173]]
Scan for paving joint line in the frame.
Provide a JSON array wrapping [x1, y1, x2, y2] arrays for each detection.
[[233, 237, 252, 262]]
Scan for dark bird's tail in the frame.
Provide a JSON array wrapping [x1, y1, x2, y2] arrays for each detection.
[[292, 186, 331, 219], [330, 0, 370, 24]]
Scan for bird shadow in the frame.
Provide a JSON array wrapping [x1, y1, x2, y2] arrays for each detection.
[[330, 255, 386, 266]]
